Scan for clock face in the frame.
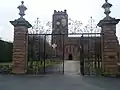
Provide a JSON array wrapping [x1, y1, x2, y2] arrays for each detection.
[[56, 21, 60, 25], [61, 16, 65, 19], [61, 18, 66, 26]]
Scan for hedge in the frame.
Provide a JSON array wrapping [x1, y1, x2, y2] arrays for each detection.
[[0, 40, 13, 62]]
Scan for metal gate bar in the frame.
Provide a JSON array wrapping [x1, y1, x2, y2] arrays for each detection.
[[80, 33, 103, 76]]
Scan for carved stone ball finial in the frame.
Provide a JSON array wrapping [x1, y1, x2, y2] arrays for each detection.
[[21, 1, 24, 4], [17, 1, 27, 18], [105, 0, 108, 2], [64, 9, 67, 12], [54, 10, 57, 13]]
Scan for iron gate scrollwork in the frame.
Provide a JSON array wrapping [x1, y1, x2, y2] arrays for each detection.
[[27, 18, 66, 74]]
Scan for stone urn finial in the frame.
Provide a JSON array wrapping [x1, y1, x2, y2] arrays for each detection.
[[17, 1, 27, 18], [102, 0, 112, 17]]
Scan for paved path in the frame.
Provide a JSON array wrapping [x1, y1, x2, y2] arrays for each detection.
[[0, 60, 120, 90], [0, 74, 120, 90], [64, 60, 80, 75]]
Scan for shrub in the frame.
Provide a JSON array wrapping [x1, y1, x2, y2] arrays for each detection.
[[0, 40, 13, 62]]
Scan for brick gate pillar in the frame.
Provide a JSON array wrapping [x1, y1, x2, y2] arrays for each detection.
[[10, 1, 32, 74], [98, 0, 120, 76]]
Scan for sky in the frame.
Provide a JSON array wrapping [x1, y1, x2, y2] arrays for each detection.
[[0, 0, 120, 42]]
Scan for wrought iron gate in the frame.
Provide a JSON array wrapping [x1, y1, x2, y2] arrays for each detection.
[[27, 33, 65, 74], [80, 33, 103, 76], [26, 17, 103, 75], [26, 32, 103, 75]]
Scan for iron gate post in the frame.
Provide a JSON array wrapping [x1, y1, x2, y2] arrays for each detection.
[[62, 34, 65, 74], [43, 35, 46, 73], [80, 34, 84, 75]]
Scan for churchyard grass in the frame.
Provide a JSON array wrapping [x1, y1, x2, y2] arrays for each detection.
[[0, 59, 62, 73]]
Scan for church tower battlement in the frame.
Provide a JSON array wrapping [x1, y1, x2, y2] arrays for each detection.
[[52, 9, 68, 34]]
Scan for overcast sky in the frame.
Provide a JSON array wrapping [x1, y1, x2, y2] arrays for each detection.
[[0, 0, 120, 42]]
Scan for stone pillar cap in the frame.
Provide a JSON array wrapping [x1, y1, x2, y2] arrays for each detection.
[[117, 63, 120, 66], [97, 18, 120, 27], [10, 19, 32, 28]]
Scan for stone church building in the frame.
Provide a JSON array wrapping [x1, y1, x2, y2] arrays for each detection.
[[51, 10, 80, 60], [51, 10, 101, 60]]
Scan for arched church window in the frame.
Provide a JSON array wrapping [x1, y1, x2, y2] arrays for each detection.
[[73, 47, 74, 52], [69, 46, 71, 52], [66, 47, 68, 53]]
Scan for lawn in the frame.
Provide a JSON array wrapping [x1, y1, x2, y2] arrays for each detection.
[[28, 60, 62, 68], [0, 59, 63, 73]]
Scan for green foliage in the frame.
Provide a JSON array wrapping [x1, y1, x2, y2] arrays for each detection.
[[0, 40, 13, 62], [28, 36, 54, 61], [0, 64, 12, 73], [27, 60, 62, 73]]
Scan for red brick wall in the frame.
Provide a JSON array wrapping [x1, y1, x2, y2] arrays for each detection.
[[12, 26, 28, 74]]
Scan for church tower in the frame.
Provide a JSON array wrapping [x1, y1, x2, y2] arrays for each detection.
[[52, 9, 68, 34], [51, 10, 68, 57]]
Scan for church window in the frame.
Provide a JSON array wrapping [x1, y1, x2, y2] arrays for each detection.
[[66, 47, 68, 53], [73, 47, 75, 52], [70, 46, 71, 52]]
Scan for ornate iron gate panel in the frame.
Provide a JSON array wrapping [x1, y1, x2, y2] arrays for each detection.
[[27, 34, 65, 74], [26, 16, 102, 75], [80, 33, 103, 76]]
